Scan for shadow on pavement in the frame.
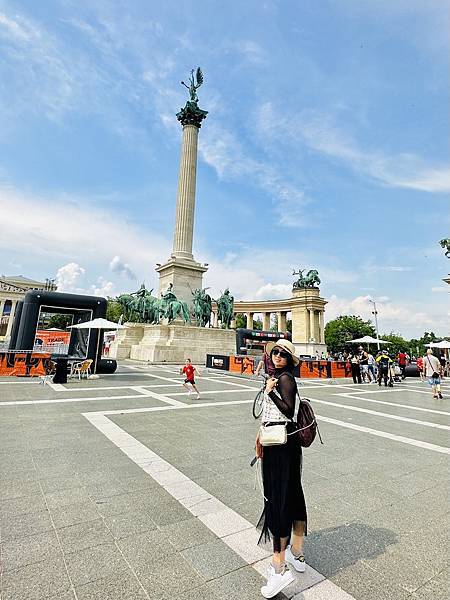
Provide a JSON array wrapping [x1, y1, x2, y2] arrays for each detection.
[[306, 521, 397, 577]]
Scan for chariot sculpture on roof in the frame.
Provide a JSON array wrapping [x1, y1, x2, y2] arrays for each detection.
[[292, 268, 321, 288]]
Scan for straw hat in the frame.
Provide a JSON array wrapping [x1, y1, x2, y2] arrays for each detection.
[[265, 338, 299, 366]]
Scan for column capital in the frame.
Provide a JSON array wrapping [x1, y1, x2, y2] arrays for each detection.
[[176, 101, 208, 128]]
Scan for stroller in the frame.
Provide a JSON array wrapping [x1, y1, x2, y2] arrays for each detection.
[[391, 362, 402, 384]]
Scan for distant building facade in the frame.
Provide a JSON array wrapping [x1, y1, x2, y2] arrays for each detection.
[[0, 276, 57, 340]]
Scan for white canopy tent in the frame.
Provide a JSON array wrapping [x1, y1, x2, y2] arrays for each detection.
[[347, 335, 391, 350], [425, 340, 450, 349], [69, 318, 126, 375]]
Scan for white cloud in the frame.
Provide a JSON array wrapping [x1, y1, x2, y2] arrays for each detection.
[[324, 293, 449, 338], [258, 103, 450, 194], [431, 286, 448, 293], [91, 277, 115, 297], [0, 13, 33, 41], [109, 256, 136, 280], [199, 123, 312, 227], [234, 40, 267, 65], [255, 283, 291, 300], [0, 186, 170, 281], [55, 263, 85, 293]]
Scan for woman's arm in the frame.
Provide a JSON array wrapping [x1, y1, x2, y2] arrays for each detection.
[[268, 373, 296, 419]]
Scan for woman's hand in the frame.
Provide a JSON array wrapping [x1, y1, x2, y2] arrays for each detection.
[[255, 434, 263, 458], [265, 377, 278, 393]]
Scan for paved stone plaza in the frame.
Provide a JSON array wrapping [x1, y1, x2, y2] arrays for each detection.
[[0, 365, 448, 600]]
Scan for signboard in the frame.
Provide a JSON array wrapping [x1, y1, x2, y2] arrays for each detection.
[[0, 351, 51, 377], [35, 330, 71, 347], [229, 355, 255, 375], [206, 354, 230, 371]]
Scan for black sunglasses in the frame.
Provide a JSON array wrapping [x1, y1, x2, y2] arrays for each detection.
[[272, 348, 289, 359]]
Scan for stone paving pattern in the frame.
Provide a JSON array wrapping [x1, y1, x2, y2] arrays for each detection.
[[0, 365, 448, 600]]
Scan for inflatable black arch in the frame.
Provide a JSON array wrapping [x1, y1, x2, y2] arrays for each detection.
[[9, 291, 116, 373]]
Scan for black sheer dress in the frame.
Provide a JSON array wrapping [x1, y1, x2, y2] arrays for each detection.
[[257, 368, 307, 553]]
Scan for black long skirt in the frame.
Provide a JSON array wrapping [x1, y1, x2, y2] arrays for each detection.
[[257, 424, 307, 553]]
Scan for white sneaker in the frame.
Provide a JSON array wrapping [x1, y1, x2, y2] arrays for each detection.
[[187, 390, 192, 395], [196, 394, 200, 399], [260, 564, 294, 598], [285, 545, 306, 572]]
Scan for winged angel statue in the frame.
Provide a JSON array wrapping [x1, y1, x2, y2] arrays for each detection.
[[181, 67, 204, 102]]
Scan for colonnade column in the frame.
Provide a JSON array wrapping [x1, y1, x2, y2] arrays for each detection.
[[277, 311, 287, 332], [263, 312, 271, 331], [0, 299, 5, 317], [319, 311, 324, 343], [309, 309, 315, 341], [5, 300, 17, 338], [247, 312, 254, 329]]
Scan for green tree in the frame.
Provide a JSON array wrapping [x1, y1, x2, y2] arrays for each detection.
[[234, 313, 247, 329], [47, 314, 72, 330], [413, 331, 440, 357], [253, 318, 263, 330], [286, 318, 292, 333], [106, 298, 122, 323], [270, 315, 278, 332], [379, 332, 408, 356], [324, 315, 376, 354]]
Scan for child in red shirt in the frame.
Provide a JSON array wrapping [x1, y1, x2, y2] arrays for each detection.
[[180, 358, 201, 399]]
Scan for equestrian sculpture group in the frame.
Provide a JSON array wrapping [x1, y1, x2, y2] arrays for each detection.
[[116, 284, 234, 328], [292, 268, 321, 288]]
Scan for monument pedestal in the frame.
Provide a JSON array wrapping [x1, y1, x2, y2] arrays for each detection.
[[112, 323, 235, 364], [109, 324, 144, 360], [156, 258, 207, 309]]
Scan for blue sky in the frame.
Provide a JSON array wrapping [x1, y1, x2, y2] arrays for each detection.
[[0, 0, 449, 338]]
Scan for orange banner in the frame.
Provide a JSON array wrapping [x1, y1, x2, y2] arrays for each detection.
[[229, 355, 255, 375], [35, 330, 70, 346], [0, 352, 51, 377], [212, 355, 352, 379]]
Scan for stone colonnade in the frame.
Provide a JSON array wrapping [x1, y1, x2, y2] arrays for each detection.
[[230, 287, 327, 353]]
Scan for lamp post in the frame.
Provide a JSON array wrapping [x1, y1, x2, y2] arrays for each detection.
[[369, 299, 380, 350]]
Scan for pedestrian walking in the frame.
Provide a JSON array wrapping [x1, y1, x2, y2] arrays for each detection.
[[376, 350, 392, 386], [349, 352, 362, 384], [416, 355, 424, 381], [255, 339, 307, 598], [367, 352, 377, 383], [423, 349, 443, 399], [180, 358, 201, 399], [397, 351, 407, 380]]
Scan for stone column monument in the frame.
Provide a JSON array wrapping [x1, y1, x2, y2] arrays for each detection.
[[156, 68, 209, 307], [109, 68, 236, 364]]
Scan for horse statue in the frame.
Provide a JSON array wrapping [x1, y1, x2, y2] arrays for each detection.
[[293, 268, 321, 288], [192, 288, 212, 327], [116, 293, 135, 322], [117, 284, 159, 323], [165, 299, 191, 324], [158, 284, 190, 324], [216, 288, 234, 329], [439, 238, 450, 259], [304, 269, 321, 287]]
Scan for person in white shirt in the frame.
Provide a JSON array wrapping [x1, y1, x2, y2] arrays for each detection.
[[423, 349, 443, 399]]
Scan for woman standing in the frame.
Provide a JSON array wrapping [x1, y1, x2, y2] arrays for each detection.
[[349, 352, 362, 384], [255, 339, 307, 598]]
